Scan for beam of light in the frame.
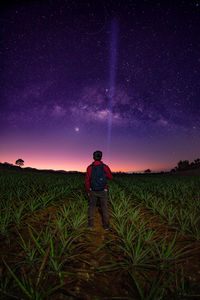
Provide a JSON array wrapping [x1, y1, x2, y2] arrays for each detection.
[[106, 19, 118, 160]]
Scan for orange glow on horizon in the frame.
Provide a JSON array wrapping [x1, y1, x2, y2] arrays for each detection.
[[1, 155, 174, 173], [0, 145, 175, 173]]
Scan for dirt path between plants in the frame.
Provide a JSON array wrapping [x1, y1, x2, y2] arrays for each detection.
[[54, 206, 134, 300]]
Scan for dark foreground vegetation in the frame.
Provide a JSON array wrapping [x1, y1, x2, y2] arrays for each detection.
[[0, 166, 200, 299]]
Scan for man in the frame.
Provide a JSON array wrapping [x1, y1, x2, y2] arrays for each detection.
[[85, 150, 113, 230]]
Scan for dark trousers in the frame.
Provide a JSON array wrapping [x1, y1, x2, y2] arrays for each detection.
[[88, 190, 109, 228]]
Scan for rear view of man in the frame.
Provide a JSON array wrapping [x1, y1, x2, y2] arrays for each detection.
[[85, 150, 113, 230]]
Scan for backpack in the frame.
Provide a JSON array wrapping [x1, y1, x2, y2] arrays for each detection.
[[90, 163, 106, 191]]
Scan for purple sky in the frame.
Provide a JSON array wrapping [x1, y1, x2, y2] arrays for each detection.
[[0, 0, 200, 172]]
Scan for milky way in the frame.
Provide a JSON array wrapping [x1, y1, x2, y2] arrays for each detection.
[[0, 0, 200, 172]]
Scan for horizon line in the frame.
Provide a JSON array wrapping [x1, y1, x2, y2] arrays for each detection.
[[0, 161, 171, 173]]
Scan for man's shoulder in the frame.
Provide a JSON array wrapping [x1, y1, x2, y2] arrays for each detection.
[[87, 164, 93, 169]]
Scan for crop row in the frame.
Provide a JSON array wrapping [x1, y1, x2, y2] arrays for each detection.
[[0, 169, 85, 236], [107, 181, 198, 299], [114, 175, 200, 239], [1, 192, 88, 299]]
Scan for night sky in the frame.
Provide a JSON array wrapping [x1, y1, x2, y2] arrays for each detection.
[[1, 0, 200, 172]]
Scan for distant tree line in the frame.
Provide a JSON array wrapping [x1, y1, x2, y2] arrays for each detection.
[[171, 157, 200, 172]]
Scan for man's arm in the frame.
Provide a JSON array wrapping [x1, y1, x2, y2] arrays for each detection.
[[85, 166, 92, 194], [104, 165, 113, 180]]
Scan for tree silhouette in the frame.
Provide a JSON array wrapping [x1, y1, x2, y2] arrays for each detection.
[[144, 169, 151, 173], [15, 159, 24, 167], [194, 158, 200, 167], [174, 157, 200, 171], [177, 160, 190, 170]]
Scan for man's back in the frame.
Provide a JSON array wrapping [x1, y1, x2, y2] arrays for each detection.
[[85, 160, 113, 193], [85, 150, 113, 230]]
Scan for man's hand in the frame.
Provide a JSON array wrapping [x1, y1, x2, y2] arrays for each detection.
[[88, 192, 90, 197]]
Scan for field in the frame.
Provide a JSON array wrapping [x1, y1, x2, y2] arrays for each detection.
[[0, 168, 200, 300]]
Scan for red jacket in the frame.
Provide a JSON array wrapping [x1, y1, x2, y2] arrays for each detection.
[[85, 160, 113, 193]]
